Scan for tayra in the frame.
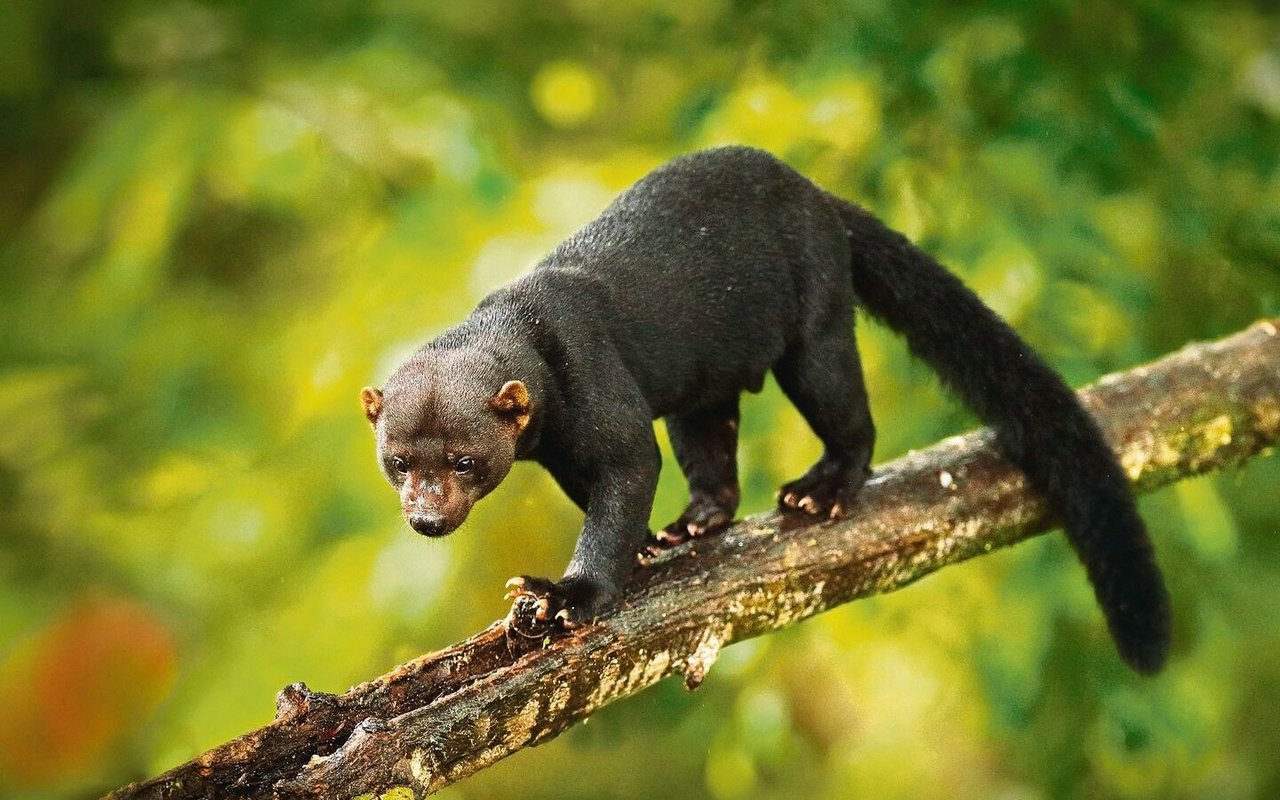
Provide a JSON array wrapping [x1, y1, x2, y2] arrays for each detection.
[[360, 146, 1171, 673]]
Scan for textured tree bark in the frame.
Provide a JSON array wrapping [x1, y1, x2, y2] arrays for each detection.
[[106, 320, 1280, 800]]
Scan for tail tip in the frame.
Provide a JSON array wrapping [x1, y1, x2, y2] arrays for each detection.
[[1118, 629, 1171, 675], [1108, 585, 1173, 676]]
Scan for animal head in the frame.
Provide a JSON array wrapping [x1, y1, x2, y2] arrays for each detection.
[[361, 349, 531, 537]]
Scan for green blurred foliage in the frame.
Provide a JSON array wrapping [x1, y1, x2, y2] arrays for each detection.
[[1, 1, 1278, 797]]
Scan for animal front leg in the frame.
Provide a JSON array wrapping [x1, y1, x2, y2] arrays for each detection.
[[506, 456, 659, 632]]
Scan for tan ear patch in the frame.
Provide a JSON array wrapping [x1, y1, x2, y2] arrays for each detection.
[[360, 387, 383, 425], [489, 380, 531, 433]]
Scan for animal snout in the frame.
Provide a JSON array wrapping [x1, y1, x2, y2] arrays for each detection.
[[407, 511, 448, 537]]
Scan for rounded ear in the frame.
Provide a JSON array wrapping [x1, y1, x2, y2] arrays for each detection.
[[489, 380, 531, 433], [360, 387, 383, 425]]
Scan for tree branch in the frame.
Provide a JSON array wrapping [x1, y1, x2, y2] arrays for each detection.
[[106, 320, 1280, 800]]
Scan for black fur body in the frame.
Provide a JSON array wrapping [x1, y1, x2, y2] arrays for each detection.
[[363, 146, 1171, 673]]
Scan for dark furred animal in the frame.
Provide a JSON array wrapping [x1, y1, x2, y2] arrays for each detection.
[[361, 146, 1171, 673]]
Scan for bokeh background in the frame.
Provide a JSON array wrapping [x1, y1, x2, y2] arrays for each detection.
[[2, 1, 1279, 798]]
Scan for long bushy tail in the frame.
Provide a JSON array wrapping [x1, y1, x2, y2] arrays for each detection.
[[833, 198, 1171, 674]]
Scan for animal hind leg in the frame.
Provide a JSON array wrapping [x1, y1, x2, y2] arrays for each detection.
[[648, 399, 741, 553], [775, 326, 876, 518]]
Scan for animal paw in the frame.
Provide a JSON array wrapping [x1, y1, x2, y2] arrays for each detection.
[[503, 575, 618, 632], [777, 461, 871, 519], [643, 498, 734, 557]]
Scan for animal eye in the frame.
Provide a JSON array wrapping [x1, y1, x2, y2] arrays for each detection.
[[454, 456, 475, 475], [390, 457, 408, 475]]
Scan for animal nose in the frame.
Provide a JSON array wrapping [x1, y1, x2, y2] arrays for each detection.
[[407, 512, 447, 537]]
